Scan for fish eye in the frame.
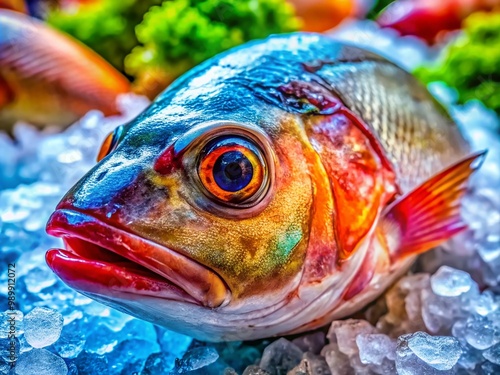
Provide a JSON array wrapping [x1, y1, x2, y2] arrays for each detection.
[[97, 126, 124, 162], [198, 136, 268, 205]]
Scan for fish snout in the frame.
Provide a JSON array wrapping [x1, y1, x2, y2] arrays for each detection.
[[53, 155, 147, 223]]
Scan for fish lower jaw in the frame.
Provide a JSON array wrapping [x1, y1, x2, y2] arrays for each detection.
[[45, 209, 230, 308], [46, 240, 200, 305]]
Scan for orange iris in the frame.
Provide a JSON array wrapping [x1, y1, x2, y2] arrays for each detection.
[[198, 140, 265, 204]]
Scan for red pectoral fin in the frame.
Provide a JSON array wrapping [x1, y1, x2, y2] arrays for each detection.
[[382, 151, 487, 262]]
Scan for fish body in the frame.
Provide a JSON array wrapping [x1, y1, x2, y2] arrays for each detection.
[[46, 33, 481, 341], [0, 10, 130, 131]]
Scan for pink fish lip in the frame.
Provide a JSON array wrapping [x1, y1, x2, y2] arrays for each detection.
[[45, 209, 230, 308]]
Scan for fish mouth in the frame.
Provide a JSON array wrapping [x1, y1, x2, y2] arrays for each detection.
[[46, 209, 230, 308]]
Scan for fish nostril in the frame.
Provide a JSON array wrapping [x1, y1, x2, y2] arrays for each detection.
[[95, 170, 108, 182]]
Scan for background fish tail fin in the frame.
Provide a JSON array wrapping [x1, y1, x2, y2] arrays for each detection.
[[382, 151, 487, 262]]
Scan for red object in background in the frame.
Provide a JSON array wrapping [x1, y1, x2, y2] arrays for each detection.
[[377, 0, 499, 44]]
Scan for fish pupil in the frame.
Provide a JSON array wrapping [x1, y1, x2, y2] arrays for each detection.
[[225, 162, 243, 180], [213, 151, 253, 192]]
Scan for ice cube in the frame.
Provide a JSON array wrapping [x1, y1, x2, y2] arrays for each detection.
[[24, 267, 57, 294], [65, 362, 78, 375], [141, 329, 193, 374], [456, 342, 484, 370], [406, 332, 462, 370], [175, 346, 219, 373], [0, 311, 23, 339], [328, 319, 377, 357], [356, 333, 396, 365], [463, 315, 500, 350], [421, 287, 467, 334], [472, 291, 499, 316], [23, 307, 63, 348], [14, 349, 67, 375], [396, 334, 458, 375], [288, 353, 331, 375], [107, 339, 159, 374], [52, 320, 86, 359], [158, 329, 192, 354], [404, 287, 427, 330], [430, 266, 475, 297], [100, 309, 134, 333], [207, 341, 260, 374], [259, 338, 303, 375], [478, 237, 500, 266], [74, 351, 108, 374], [0, 361, 12, 375], [483, 342, 500, 365], [242, 365, 271, 375], [117, 319, 157, 344], [320, 343, 351, 375], [142, 352, 175, 375], [0, 337, 19, 365], [377, 274, 429, 336], [17, 335, 31, 356], [482, 361, 500, 374], [292, 331, 326, 355], [83, 325, 117, 355]]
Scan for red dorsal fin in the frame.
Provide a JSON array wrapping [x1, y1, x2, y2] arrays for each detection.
[[382, 151, 487, 262]]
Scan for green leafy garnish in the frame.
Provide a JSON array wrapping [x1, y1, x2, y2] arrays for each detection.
[[415, 12, 500, 114]]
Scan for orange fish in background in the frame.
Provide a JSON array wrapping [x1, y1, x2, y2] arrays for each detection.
[[0, 0, 26, 12], [0, 0, 97, 16], [0, 9, 130, 132], [288, 0, 357, 32], [377, 0, 500, 43]]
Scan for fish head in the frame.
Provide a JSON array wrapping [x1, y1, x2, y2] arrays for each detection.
[[45, 69, 322, 340]]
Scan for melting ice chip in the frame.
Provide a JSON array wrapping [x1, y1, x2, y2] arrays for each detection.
[[406, 332, 462, 371], [356, 334, 397, 366], [328, 319, 377, 356], [24, 267, 57, 293], [259, 338, 303, 374], [464, 315, 500, 350], [0, 310, 23, 338], [473, 291, 499, 316], [24, 307, 63, 348], [483, 343, 500, 365], [176, 346, 219, 373], [15, 349, 68, 375], [430, 266, 474, 297]]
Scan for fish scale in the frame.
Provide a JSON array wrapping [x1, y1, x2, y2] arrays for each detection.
[[315, 60, 469, 191]]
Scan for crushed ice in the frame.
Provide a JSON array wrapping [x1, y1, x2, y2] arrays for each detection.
[[0, 20, 500, 375]]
